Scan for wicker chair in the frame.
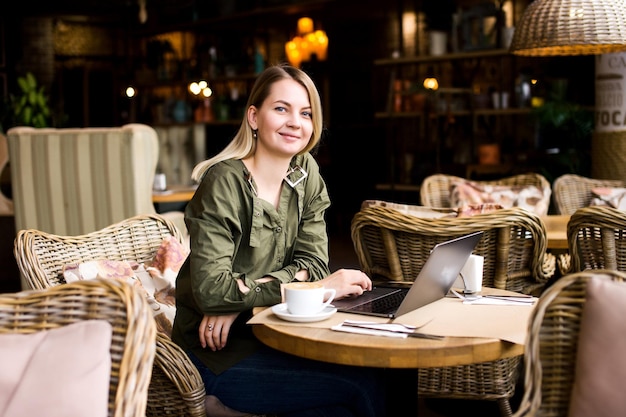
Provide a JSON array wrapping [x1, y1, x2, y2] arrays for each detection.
[[13, 214, 207, 417], [0, 278, 156, 417], [512, 270, 626, 417], [351, 205, 556, 417], [419, 173, 551, 214], [558, 205, 626, 275], [552, 174, 625, 215]]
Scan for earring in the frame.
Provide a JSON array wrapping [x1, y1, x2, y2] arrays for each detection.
[[253, 129, 258, 139]]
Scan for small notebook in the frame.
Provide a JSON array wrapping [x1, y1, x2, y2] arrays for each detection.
[[333, 231, 483, 318]]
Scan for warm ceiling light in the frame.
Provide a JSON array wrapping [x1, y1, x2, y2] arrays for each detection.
[[297, 17, 314, 35], [510, 0, 626, 56], [285, 18, 328, 68]]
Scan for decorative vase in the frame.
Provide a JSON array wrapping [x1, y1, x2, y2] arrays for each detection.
[[428, 31, 448, 56]]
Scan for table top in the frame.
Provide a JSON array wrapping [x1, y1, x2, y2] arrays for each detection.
[[542, 214, 570, 250], [152, 184, 197, 203], [252, 322, 523, 369], [251, 287, 531, 369]]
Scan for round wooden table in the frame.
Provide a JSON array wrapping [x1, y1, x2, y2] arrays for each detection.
[[252, 308, 526, 415], [252, 312, 523, 369]]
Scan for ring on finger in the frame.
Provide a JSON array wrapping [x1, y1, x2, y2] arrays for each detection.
[[208, 324, 213, 331]]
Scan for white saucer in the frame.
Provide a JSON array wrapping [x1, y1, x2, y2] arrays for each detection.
[[271, 303, 337, 323]]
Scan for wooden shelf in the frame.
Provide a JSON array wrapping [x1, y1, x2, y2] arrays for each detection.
[[374, 49, 511, 66], [375, 108, 531, 119]]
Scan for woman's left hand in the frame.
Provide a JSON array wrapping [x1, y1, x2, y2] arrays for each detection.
[[199, 312, 240, 351], [320, 268, 372, 300]]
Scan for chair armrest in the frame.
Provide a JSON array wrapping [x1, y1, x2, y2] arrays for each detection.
[[148, 333, 207, 417]]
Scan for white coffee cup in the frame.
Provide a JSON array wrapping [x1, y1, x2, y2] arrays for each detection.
[[284, 282, 336, 316], [460, 254, 484, 294]]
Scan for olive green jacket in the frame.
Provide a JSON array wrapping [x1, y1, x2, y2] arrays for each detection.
[[172, 153, 331, 374]]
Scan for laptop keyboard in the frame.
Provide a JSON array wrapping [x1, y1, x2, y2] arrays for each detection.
[[349, 289, 408, 315]]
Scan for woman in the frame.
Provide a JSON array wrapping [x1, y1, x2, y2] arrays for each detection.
[[172, 64, 386, 417]]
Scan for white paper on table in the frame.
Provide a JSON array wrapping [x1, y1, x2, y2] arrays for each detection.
[[462, 296, 536, 306], [331, 324, 408, 338]]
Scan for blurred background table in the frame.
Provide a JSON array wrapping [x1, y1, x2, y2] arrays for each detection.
[[152, 184, 197, 204]]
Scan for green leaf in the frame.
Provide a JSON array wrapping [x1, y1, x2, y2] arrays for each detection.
[[17, 77, 28, 93], [22, 107, 32, 125], [25, 72, 37, 90], [28, 90, 37, 105]]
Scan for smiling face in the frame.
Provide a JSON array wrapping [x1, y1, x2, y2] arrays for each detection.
[[248, 78, 313, 159]]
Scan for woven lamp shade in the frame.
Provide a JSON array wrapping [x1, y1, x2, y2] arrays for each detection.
[[510, 0, 626, 56]]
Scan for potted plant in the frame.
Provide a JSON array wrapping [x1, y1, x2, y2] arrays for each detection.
[[532, 79, 593, 181], [1, 72, 51, 132]]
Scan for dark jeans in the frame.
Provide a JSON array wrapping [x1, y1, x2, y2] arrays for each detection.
[[187, 345, 387, 417]]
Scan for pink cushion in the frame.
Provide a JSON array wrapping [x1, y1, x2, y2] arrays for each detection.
[[456, 203, 503, 217], [590, 187, 626, 210], [0, 320, 112, 417], [568, 277, 626, 417], [450, 180, 549, 216], [62, 237, 188, 336]]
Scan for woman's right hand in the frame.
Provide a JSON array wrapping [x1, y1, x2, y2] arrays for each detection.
[[319, 268, 372, 300], [199, 312, 240, 351]]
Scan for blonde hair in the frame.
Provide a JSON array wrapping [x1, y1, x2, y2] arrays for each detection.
[[191, 64, 324, 182]]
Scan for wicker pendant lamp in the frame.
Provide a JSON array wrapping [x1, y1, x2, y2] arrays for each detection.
[[510, 0, 626, 56]]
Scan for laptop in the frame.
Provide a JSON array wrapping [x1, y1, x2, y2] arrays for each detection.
[[333, 231, 483, 318]]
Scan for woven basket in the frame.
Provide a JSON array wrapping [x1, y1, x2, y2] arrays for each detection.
[[511, 0, 626, 56]]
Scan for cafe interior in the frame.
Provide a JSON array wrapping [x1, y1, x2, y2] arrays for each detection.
[[3, 0, 626, 416]]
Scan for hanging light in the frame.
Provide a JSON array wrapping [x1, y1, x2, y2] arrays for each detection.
[[510, 0, 626, 56], [285, 17, 328, 68]]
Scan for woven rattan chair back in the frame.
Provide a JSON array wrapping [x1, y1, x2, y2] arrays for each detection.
[[419, 173, 551, 208], [0, 278, 156, 417], [513, 270, 626, 417], [14, 213, 184, 290], [351, 205, 554, 294], [565, 205, 626, 274], [351, 204, 556, 417], [553, 174, 625, 215], [12, 213, 208, 417]]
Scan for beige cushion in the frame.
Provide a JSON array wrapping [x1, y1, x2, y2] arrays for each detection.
[[568, 277, 626, 417], [62, 236, 188, 336], [450, 180, 549, 215], [0, 320, 112, 417], [590, 187, 626, 210]]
